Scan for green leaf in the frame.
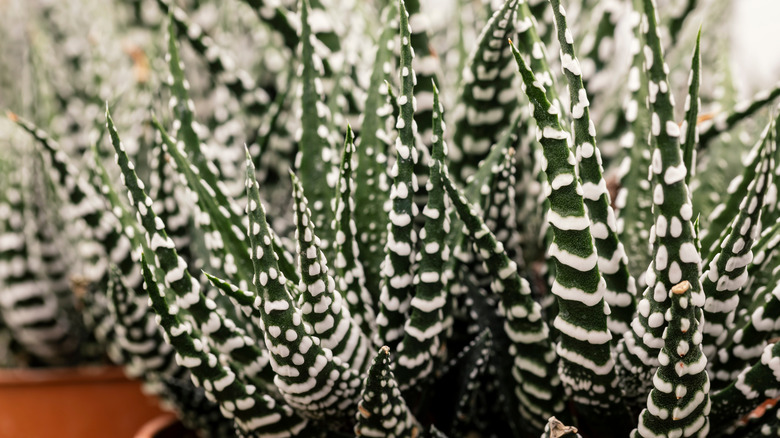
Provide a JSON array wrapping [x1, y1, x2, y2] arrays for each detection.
[[401, 0, 440, 144], [106, 265, 182, 380], [296, 0, 338, 251], [0, 161, 81, 365], [244, 148, 362, 420], [702, 120, 775, 374], [681, 28, 702, 186], [110, 108, 277, 393], [617, 0, 705, 421], [10, 113, 133, 285], [700, 123, 773, 260], [632, 280, 710, 437], [289, 170, 372, 373], [140, 255, 310, 436], [394, 82, 449, 390], [510, 40, 626, 426], [332, 126, 378, 340], [710, 341, 780, 432], [448, 330, 494, 434], [158, 0, 269, 115], [353, 3, 395, 297], [699, 82, 780, 150], [377, 0, 419, 346], [153, 117, 296, 287], [614, 3, 654, 286], [238, 0, 299, 51], [355, 346, 420, 437], [549, 0, 636, 340], [155, 376, 239, 437], [450, 0, 521, 181], [441, 164, 565, 433]]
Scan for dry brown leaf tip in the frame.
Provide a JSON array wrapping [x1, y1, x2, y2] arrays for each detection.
[[548, 416, 578, 438], [672, 280, 691, 295]]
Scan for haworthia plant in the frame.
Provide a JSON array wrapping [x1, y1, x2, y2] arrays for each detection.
[[8, 0, 780, 436]]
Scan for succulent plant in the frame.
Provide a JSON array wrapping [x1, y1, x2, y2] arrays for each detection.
[[5, 0, 780, 437]]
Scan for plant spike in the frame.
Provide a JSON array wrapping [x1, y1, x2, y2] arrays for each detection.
[[549, 0, 637, 339], [109, 109, 277, 393], [510, 41, 629, 431], [711, 268, 780, 392], [403, 0, 440, 145], [106, 265, 182, 381], [617, 0, 705, 413], [162, 21, 259, 287], [394, 82, 450, 391], [741, 220, 780, 315], [631, 280, 710, 438], [441, 166, 565, 433], [152, 118, 277, 290], [296, 0, 338, 251], [289, 170, 372, 374], [139, 256, 310, 436], [151, 116, 252, 278], [244, 147, 363, 420], [761, 116, 780, 226], [354, 346, 420, 438], [9, 113, 136, 287], [353, 2, 395, 297], [515, 1, 561, 106], [484, 147, 522, 266], [682, 29, 702, 186], [701, 121, 774, 365], [544, 417, 582, 438], [699, 127, 772, 261], [698, 81, 780, 150], [332, 126, 378, 340], [450, 0, 521, 181], [710, 341, 780, 431], [614, 1, 654, 287], [157, 0, 269, 118], [165, 15, 228, 186], [377, 0, 419, 346], [147, 143, 200, 277]]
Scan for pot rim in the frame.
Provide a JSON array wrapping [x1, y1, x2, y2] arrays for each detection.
[[0, 364, 128, 387]]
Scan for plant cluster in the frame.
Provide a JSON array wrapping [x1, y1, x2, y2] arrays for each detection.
[[3, 0, 780, 437]]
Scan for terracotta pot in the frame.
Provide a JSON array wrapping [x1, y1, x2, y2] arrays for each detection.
[[0, 365, 165, 438], [134, 415, 198, 438]]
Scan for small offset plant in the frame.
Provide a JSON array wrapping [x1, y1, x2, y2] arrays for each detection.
[[4, 0, 780, 436]]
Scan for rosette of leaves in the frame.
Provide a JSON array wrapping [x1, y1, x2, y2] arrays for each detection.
[[7, 0, 780, 437]]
